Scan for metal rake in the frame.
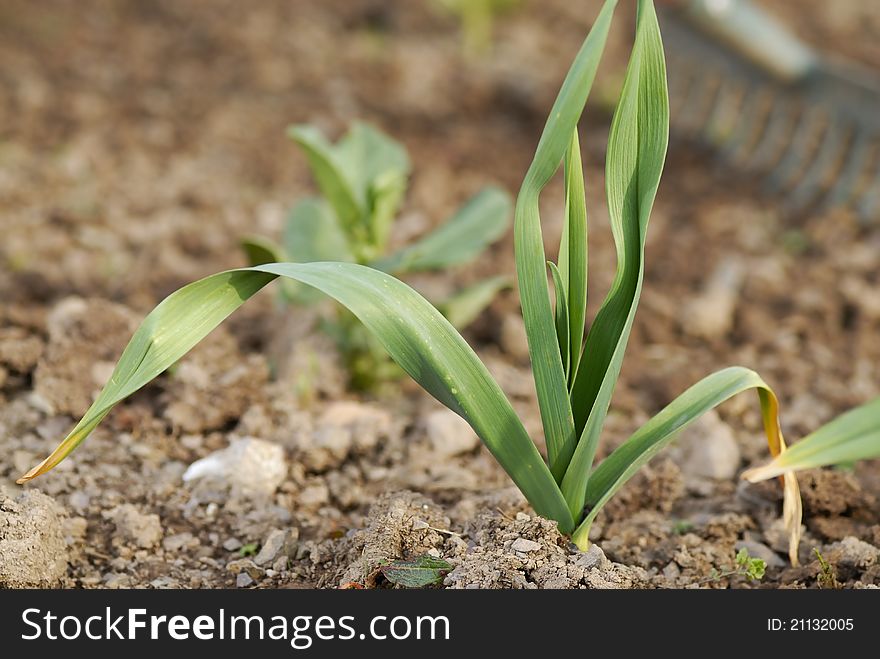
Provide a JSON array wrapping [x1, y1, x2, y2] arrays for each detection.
[[659, 0, 880, 222]]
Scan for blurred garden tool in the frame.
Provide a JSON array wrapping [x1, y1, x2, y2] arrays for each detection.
[[658, 0, 880, 222]]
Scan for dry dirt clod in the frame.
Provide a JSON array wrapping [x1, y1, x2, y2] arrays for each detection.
[[824, 537, 878, 571], [104, 504, 163, 549], [1, 488, 70, 587], [334, 492, 451, 587]]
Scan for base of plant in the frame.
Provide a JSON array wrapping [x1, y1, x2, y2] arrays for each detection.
[[571, 521, 592, 551]]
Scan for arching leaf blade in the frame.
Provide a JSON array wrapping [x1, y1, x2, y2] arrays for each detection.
[[19, 263, 573, 532]]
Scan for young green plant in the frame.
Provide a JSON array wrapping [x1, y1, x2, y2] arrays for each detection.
[[432, 0, 522, 56], [19, 0, 804, 561], [242, 122, 511, 390]]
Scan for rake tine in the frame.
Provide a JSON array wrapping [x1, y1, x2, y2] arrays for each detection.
[[678, 70, 720, 139], [766, 105, 823, 192], [746, 96, 792, 173], [787, 118, 848, 211], [824, 130, 873, 210], [702, 78, 742, 147], [719, 85, 770, 164], [856, 164, 880, 224]]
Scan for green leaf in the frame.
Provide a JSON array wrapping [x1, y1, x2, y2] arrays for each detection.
[[284, 198, 354, 264], [19, 263, 574, 533], [743, 397, 880, 481], [548, 261, 570, 379], [559, 129, 588, 384], [436, 275, 511, 329], [337, 122, 410, 200], [515, 0, 617, 481], [336, 123, 410, 253], [240, 235, 285, 266], [367, 169, 408, 255], [570, 366, 802, 565], [288, 125, 364, 239], [373, 186, 511, 273], [563, 0, 669, 517], [378, 556, 452, 588]]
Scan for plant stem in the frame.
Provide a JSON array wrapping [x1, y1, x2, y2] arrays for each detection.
[[571, 521, 591, 551]]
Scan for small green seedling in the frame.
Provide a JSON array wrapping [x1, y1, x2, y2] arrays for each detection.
[[238, 543, 259, 558], [703, 548, 767, 585], [672, 519, 694, 535], [242, 122, 511, 390], [433, 0, 522, 56], [21, 0, 816, 560], [813, 548, 841, 589]]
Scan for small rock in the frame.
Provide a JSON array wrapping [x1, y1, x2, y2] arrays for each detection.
[[676, 411, 741, 480], [0, 489, 70, 587], [163, 532, 197, 552], [68, 491, 90, 513], [103, 573, 131, 589], [683, 258, 743, 340], [298, 482, 330, 508], [150, 577, 180, 589], [104, 504, 163, 549], [223, 538, 243, 552], [226, 559, 265, 580], [297, 402, 393, 470], [425, 409, 480, 457], [236, 573, 254, 588], [183, 437, 287, 497], [575, 544, 608, 570], [254, 529, 288, 566], [662, 562, 681, 581], [510, 538, 542, 553], [735, 540, 785, 568], [318, 401, 392, 452]]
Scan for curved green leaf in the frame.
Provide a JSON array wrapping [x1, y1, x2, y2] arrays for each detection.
[[337, 121, 410, 199], [288, 125, 364, 236], [19, 263, 574, 532], [563, 0, 669, 516], [571, 367, 802, 565], [515, 0, 617, 480], [373, 186, 511, 273], [743, 397, 880, 481]]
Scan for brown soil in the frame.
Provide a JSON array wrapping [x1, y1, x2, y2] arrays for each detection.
[[1, 0, 878, 589]]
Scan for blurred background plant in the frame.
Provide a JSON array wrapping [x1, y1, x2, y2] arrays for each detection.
[[432, 0, 524, 56], [242, 122, 511, 391]]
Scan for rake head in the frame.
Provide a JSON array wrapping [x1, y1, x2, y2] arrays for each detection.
[[659, 0, 880, 222]]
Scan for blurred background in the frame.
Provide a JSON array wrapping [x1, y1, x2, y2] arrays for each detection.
[[2, 0, 878, 430]]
